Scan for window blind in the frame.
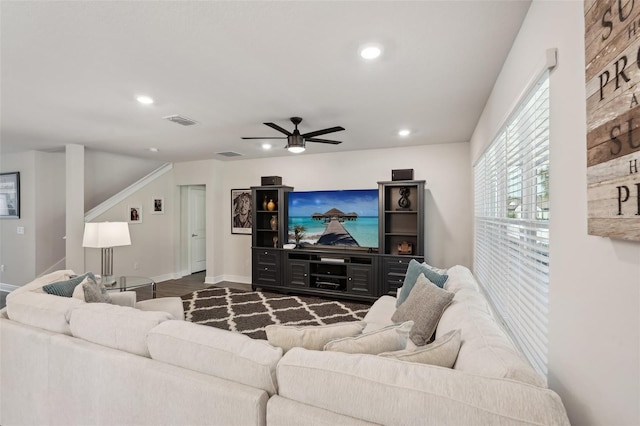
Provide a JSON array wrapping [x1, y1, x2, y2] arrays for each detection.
[[474, 71, 550, 378]]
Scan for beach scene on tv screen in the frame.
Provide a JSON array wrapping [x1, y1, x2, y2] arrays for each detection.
[[287, 189, 378, 248]]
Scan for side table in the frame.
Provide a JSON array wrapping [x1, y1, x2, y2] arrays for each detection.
[[106, 276, 157, 299]]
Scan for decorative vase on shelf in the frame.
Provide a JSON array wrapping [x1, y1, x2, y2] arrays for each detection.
[[270, 215, 278, 231], [267, 199, 276, 211], [272, 236, 278, 248], [262, 196, 268, 211]]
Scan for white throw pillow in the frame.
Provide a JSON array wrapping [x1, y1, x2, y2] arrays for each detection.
[[323, 321, 413, 355], [266, 321, 366, 353], [379, 329, 461, 368]]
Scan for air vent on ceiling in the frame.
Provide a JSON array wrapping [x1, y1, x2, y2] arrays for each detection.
[[216, 151, 244, 157], [163, 115, 198, 126]]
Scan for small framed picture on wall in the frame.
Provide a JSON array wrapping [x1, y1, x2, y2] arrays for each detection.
[[152, 197, 164, 214], [128, 205, 142, 224]]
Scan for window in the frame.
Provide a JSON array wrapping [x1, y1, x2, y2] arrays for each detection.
[[474, 71, 550, 377]]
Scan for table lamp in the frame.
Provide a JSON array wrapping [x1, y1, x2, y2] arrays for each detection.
[[82, 222, 131, 285]]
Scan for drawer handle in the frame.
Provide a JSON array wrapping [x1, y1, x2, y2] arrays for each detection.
[[398, 260, 403, 263], [264, 251, 268, 255], [264, 267, 268, 270]]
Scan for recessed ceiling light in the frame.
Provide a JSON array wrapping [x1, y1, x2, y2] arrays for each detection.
[[360, 43, 383, 60], [149, 147, 159, 153], [262, 143, 272, 150], [398, 129, 411, 137], [136, 95, 154, 105]]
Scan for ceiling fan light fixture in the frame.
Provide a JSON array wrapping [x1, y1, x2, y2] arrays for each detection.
[[287, 134, 306, 153]]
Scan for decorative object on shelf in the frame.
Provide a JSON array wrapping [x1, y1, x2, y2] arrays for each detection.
[[270, 215, 278, 230], [273, 235, 278, 248], [231, 189, 252, 234], [267, 199, 276, 211], [397, 187, 411, 210], [262, 195, 268, 211], [128, 205, 142, 223], [392, 169, 414, 181], [82, 221, 131, 286], [0, 172, 20, 218], [151, 196, 164, 214], [398, 241, 413, 255]]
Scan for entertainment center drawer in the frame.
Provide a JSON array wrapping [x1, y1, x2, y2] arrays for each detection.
[[381, 256, 423, 296], [252, 248, 283, 288]]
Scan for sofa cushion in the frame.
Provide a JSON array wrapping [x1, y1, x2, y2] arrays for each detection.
[[392, 273, 454, 346], [362, 295, 396, 333], [397, 259, 448, 306], [379, 329, 461, 368], [323, 321, 413, 355], [42, 272, 95, 298], [6, 291, 84, 335], [276, 347, 570, 426], [69, 303, 172, 357], [266, 321, 366, 353], [147, 320, 282, 395], [6, 269, 76, 301], [436, 265, 545, 387]]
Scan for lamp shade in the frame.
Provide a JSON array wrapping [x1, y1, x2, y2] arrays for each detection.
[[82, 222, 131, 248]]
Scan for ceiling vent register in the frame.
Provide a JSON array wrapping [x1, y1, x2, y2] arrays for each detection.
[[216, 151, 244, 157], [163, 115, 198, 126]]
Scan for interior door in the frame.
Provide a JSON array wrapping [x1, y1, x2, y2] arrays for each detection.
[[189, 186, 206, 273]]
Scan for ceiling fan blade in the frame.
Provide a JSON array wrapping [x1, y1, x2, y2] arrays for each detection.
[[306, 138, 342, 145], [264, 122, 292, 136], [302, 126, 345, 139], [241, 137, 287, 140]]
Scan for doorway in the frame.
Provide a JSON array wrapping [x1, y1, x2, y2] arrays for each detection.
[[182, 185, 206, 274]]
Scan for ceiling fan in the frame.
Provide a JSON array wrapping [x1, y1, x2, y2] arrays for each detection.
[[242, 117, 345, 153]]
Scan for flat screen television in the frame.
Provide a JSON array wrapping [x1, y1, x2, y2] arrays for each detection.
[[287, 189, 379, 249]]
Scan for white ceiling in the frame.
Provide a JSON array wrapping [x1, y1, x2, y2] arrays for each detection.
[[0, 1, 531, 162]]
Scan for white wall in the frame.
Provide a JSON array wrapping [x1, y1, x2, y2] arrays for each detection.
[[0, 152, 36, 285], [469, 1, 640, 424], [84, 150, 164, 211], [218, 143, 472, 282], [34, 151, 65, 275], [84, 168, 176, 282]]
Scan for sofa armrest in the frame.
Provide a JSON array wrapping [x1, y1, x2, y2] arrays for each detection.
[[109, 291, 136, 307], [276, 348, 570, 426]]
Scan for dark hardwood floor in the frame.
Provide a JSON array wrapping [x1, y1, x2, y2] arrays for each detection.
[[152, 271, 251, 299]]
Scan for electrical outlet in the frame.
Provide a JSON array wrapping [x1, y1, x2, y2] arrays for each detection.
[[17, 226, 24, 235], [0, 265, 4, 272], [133, 262, 139, 270]]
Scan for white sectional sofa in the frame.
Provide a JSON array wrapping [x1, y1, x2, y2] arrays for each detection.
[[0, 266, 570, 425]]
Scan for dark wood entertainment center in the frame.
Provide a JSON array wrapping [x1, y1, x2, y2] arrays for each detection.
[[251, 180, 425, 302]]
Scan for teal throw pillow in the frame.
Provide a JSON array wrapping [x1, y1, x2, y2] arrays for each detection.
[[43, 272, 95, 298], [396, 259, 448, 307]]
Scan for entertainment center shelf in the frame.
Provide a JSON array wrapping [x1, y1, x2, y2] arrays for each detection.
[[251, 179, 426, 302]]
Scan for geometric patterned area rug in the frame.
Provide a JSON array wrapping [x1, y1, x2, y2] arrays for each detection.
[[181, 287, 371, 340]]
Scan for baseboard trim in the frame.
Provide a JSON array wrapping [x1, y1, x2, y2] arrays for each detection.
[[0, 283, 19, 293], [219, 275, 251, 285], [152, 272, 182, 283]]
